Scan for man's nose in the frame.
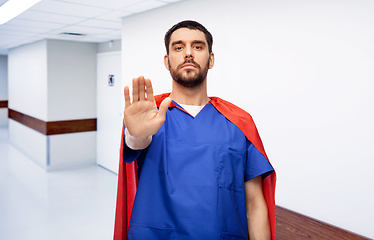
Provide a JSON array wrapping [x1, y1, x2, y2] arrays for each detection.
[[184, 46, 193, 59], [184, 54, 193, 59]]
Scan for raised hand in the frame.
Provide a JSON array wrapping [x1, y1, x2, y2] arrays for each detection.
[[124, 76, 172, 140]]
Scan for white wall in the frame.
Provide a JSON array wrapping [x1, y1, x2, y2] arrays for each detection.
[[8, 40, 48, 120], [97, 39, 121, 53], [47, 40, 97, 121], [8, 39, 97, 121], [0, 109, 7, 127], [47, 40, 97, 170], [8, 40, 48, 168], [8, 119, 48, 168], [122, 0, 374, 238], [48, 132, 97, 171], [0, 55, 8, 127], [0, 55, 7, 100], [8, 40, 97, 171]]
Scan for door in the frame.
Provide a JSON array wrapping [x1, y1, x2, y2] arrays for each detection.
[[97, 51, 123, 174]]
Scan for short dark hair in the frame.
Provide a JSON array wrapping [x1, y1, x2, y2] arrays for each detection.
[[164, 20, 213, 54]]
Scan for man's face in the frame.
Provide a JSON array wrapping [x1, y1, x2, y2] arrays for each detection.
[[164, 28, 214, 88]]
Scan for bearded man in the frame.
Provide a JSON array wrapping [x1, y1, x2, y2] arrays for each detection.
[[114, 20, 276, 240]]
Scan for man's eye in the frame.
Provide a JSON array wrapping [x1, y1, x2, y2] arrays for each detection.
[[194, 46, 202, 50], [175, 46, 183, 50]]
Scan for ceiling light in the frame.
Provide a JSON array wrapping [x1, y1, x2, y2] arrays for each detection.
[[0, 0, 42, 25]]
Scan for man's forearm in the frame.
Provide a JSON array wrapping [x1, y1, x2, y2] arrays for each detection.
[[245, 175, 271, 240], [247, 201, 271, 240]]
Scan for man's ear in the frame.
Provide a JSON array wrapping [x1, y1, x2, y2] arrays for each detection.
[[209, 52, 215, 69], [164, 54, 170, 70]]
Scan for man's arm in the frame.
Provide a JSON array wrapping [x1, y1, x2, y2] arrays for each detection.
[[245, 175, 271, 240]]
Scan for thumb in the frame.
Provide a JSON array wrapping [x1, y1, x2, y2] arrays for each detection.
[[158, 97, 172, 119]]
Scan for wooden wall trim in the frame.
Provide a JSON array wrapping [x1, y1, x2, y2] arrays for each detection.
[[275, 205, 371, 240], [47, 119, 97, 135], [8, 109, 96, 135], [0, 100, 8, 108], [9, 109, 47, 134]]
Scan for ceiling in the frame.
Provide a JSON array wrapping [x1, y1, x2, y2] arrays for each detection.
[[0, 0, 185, 55]]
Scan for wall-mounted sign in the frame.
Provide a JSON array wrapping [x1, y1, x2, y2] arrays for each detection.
[[108, 75, 114, 86]]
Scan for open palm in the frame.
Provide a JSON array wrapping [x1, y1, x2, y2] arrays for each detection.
[[124, 76, 172, 140]]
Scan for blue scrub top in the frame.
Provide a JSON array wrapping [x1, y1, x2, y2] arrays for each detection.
[[123, 102, 273, 240]]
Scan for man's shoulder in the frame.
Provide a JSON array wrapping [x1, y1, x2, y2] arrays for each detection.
[[209, 97, 254, 121], [210, 97, 268, 160]]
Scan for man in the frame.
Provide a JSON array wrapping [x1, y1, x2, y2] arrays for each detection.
[[114, 20, 276, 240]]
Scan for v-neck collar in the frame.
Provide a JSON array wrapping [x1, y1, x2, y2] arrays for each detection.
[[171, 100, 211, 118]]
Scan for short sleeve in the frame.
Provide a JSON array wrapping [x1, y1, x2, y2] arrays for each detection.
[[122, 128, 142, 163], [245, 141, 274, 181]]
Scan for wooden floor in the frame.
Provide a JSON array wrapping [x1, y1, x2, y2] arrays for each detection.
[[275, 206, 372, 240]]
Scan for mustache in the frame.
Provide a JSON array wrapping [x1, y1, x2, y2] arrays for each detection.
[[178, 59, 201, 69]]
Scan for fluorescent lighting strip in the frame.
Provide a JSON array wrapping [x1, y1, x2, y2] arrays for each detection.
[[0, 0, 42, 25]]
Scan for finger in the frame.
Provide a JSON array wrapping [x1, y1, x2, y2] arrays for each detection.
[[138, 76, 145, 101], [145, 78, 154, 102], [132, 77, 139, 103], [124, 86, 131, 108], [158, 97, 172, 119]]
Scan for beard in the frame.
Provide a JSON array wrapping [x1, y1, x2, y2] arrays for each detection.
[[169, 58, 210, 88]]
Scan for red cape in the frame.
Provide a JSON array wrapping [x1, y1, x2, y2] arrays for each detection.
[[114, 93, 276, 240]]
